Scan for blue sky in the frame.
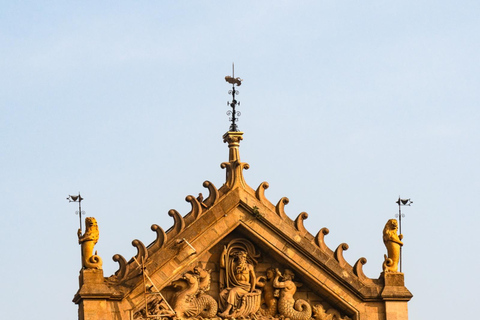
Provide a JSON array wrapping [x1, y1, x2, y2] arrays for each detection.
[[1, 1, 478, 319]]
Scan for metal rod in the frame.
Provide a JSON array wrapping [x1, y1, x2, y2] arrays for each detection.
[[133, 257, 175, 314], [181, 238, 197, 255], [398, 199, 402, 272], [78, 192, 82, 232]]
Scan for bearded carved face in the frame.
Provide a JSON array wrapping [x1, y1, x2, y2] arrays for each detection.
[[235, 251, 247, 263]]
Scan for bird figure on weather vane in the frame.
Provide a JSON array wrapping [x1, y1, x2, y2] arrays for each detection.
[[225, 64, 242, 132], [225, 75, 242, 86]]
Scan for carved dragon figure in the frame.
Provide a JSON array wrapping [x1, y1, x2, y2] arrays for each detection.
[[274, 269, 312, 320], [194, 262, 211, 294], [170, 266, 218, 320], [78, 217, 103, 269]]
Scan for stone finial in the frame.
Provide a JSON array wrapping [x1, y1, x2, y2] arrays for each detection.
[[221, 131, 250, 189], [382, 219, 403, 273], [223, 131, 243, 162], [78, 217, 103, 269]]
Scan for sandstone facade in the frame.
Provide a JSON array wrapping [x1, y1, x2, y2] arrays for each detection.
[[73, 131, 412, 320]]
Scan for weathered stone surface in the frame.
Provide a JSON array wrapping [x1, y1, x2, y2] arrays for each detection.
[[74, 131, 412, 320]]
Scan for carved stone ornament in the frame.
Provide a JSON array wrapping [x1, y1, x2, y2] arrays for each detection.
[[170, 263, 218, 320], [274, 268, 311, 320], [218, 239, 262, 318], [128, 237, 353, 320], [134, 263, 217, 320], [74, 117, 412, 320], [382, 219, 403, 273], [78, 217, 102, 269]]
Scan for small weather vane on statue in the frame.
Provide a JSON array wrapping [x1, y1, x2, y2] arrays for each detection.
[[225, 63, 243, 132], [395, 196, 412, 272], [67, 192, 85, 231]]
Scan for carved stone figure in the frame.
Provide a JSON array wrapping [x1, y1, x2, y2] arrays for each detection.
[[257, 267, 279, 317], [133, 295, 175, 320], [382, 219, 403, 273], [170, 266, 218, 320], [78, 217, 103, 269], [194, 262, 212, 294], [312, 304, 351, 320], [218, 239, 262, 318], [273, 269, 312, 320]]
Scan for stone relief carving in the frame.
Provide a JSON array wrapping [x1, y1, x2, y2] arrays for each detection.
[[218, 239, 261, 318], [257, 267, 279, 317], [78, 217, 102, 269], [134, 263, 216, 320], [132, 238, 351, 320], [312, 304, 352, 320], [133, 295, 175, 320], [382, 219, 403, 273], [171, 269, 218, 320], [273, 268, 312, 320]]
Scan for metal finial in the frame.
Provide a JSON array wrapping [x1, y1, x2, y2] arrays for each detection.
[[67, 192, 85, 231], [395, 196, 412, 272], [225, 64, 243, 132]]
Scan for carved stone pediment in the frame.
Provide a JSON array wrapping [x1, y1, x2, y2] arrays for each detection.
[[74, 131, 412, 320], [131, 234, 353, 320]]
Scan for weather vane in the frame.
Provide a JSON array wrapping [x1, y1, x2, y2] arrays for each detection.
[[395, 196, 412, 272], [225, 63, 243, 132], [67, 192, 85, 231]]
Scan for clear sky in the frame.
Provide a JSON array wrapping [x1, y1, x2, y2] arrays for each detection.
[[1, 1, 478, 319]]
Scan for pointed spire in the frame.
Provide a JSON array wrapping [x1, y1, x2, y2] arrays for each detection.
[[222, 66, 249, 189]]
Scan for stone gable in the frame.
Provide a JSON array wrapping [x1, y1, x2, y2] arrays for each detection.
[[74, 131, 412, 320]]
